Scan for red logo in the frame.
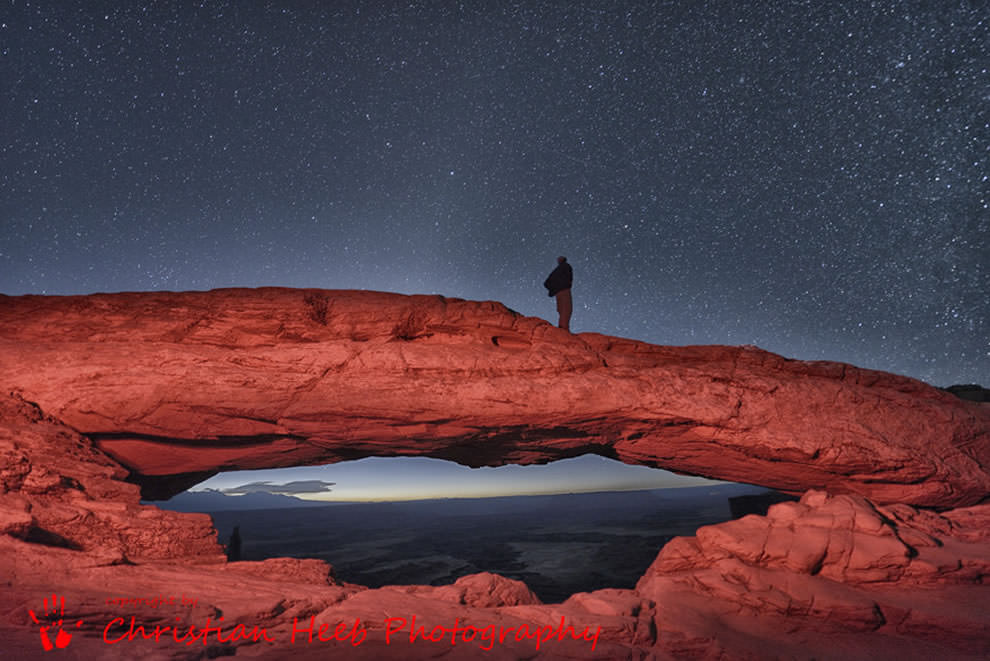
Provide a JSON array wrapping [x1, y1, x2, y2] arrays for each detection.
[[29, 594, 83, 651]]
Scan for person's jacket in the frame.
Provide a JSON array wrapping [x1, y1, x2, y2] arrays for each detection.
[[543, 262, 573, 297]]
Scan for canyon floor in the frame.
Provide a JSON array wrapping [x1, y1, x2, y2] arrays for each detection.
[[182, 484, 769, 603]]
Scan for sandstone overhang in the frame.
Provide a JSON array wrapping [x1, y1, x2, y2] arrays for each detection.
[[1, 287, 987, 507]]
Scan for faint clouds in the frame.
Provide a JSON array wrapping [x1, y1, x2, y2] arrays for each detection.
[[222, 480, 336, 496]]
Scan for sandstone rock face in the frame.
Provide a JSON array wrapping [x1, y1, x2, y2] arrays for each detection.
[[638, 491, 990, 656], [0, 394, 223, 565], [2, 289, 989, 660], [1, 288, 987, 507]]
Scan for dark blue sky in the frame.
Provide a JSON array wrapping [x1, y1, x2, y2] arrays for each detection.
[[3, 1, 987, 387], [4, 1, 986, 500]]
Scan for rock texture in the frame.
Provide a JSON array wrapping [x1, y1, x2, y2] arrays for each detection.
[[0, 394, 222, 564], [638, 491, 990, 657], [1, 288, 988, 507], [1, 288, 989, 660], [1, 390, 987, 660]]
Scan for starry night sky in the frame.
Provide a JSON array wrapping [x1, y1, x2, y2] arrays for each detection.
[[2, 1, 987, 499]]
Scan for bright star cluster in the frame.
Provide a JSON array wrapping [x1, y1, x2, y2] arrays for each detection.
[[2, 1, 987, 386]]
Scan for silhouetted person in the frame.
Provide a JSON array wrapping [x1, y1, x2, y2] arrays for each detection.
[[543, 256, 573, 331], [226, 525, 242, 562]]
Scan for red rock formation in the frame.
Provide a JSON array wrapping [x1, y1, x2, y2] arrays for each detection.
[[638, 491, 990, 655], [0, 393, 222, 565], [1, 391, 987, 659], [1, 288, 989, 659], [1, 288, 987, 507]]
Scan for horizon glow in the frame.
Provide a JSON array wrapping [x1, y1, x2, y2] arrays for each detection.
[[189, 455, 725, 502]]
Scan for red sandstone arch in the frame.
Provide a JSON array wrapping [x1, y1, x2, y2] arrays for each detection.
[[1, 288, 987, 507], [3, 289, 990, 660]]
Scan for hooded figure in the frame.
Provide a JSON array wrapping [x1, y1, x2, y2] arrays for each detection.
[[543, 256, 573, 331]]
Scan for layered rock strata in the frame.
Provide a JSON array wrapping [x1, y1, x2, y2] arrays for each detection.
[[638, 490, 990, 657], [2, 390, 987, 659], [2, 392, 988, 659], [1, 288, 988, 659], [1, 288, 987, 507]]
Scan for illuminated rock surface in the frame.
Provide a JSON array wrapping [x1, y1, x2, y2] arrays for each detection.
[[1, 288, 987, 507], [1, 289, 988, 659]]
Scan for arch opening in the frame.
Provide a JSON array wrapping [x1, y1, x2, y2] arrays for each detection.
[[151, 455, 778, 603]]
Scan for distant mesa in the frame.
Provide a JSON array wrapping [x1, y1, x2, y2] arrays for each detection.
[[943, 383, 990, 403], [147, 488, 334, 512], [1, 288, 988, 660]]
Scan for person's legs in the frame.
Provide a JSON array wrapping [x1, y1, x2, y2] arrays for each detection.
[[556, 289, 572, 331]]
